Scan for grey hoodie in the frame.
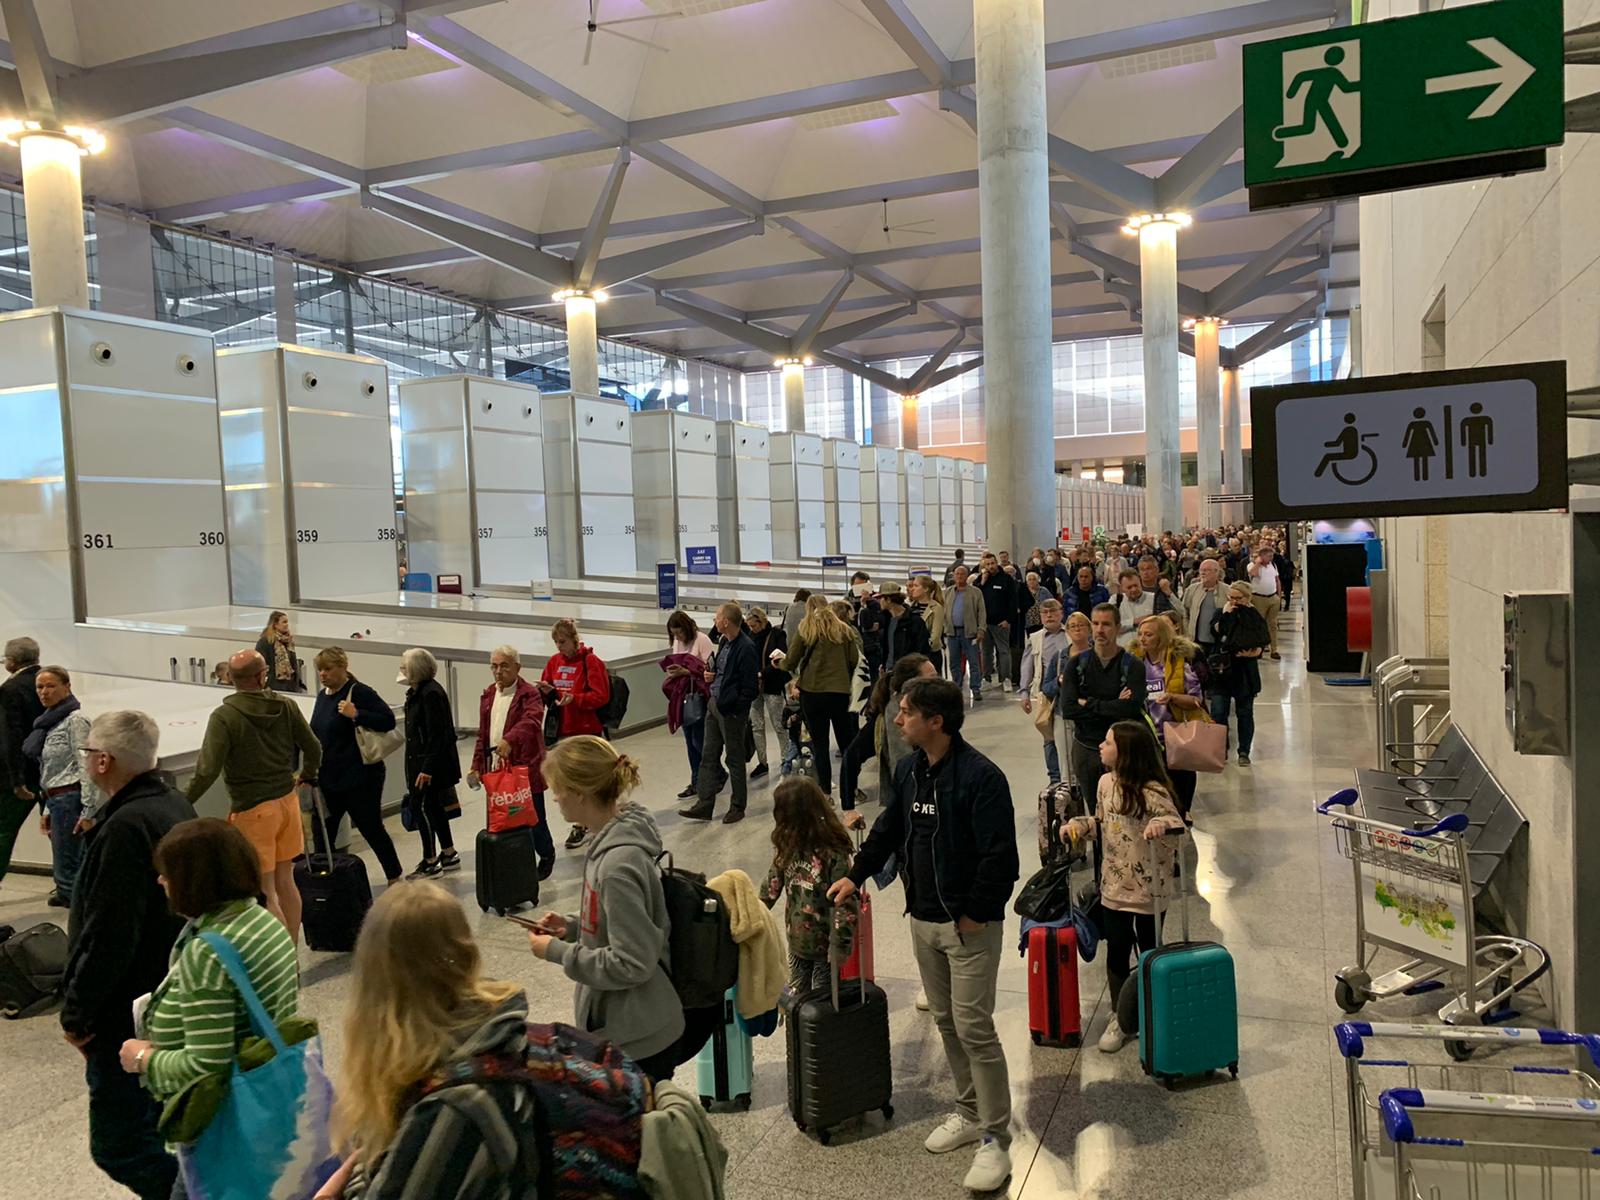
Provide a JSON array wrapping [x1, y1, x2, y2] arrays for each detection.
[[546, 803, 685, 1062]]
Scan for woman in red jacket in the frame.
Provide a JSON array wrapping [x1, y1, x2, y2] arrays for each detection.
[[537, 619, 611, 850]]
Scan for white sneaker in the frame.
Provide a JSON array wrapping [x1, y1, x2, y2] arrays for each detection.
[[963, 1137, 1012, 1192], [925, 1112, 982, 1154], [916, 989, 930, 1011], [1098, 1015, 1129, 1054], [1002, 681, 1013, 694]]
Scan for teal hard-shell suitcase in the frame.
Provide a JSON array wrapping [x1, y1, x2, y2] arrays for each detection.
[[1134, 830, 1239, 1087], [695, 986, 754, 1110]]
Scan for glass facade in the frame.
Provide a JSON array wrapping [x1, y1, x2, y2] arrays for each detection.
[[0, 187, 98, 314]]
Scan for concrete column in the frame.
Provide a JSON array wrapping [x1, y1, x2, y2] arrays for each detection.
[[272, 256, 298, 345], [975, 0, 1054, 555], [1222, 365, 1244, 524], [20, 131, 90, 310], [781, 362, 807, 431], [1194, 317, 1222, 531], [900, 393, 921, 449], [565, 294, 600, 394], [1137, 216, 1182, 536]]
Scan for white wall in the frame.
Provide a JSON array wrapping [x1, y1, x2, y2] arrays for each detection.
[[1361, 0, 1600, 1023]]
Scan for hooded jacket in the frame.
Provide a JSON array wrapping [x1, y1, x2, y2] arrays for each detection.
[[346, 993, 532, 1200], [707, 868, 785, 1021], [404, 677, 460, 788], [545, 804, 684, 1062], [639, 1080, 729, 1200], [187, 689, 323, 813], [539, 645, 610, 738]]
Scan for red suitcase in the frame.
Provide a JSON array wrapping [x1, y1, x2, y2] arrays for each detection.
[[840, 887, 874, 982], [1027, 925, 1081, 1047]]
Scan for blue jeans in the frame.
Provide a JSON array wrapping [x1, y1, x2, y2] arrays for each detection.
[[1209, 692, 1256, 756], [1042, 716, 1061, 783], [46, 787, 85, 901], [948, 633, 982, 695], [683, 717, 705, 788], [84, 1031, 177, 1199]]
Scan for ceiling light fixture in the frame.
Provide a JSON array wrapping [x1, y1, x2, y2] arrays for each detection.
[[1121, 211, 1191, 236], [776, 355, 810, 368], [0, 119, 106, 156], [1182, 316, 1228, 330], [552, 287, 607, 304]]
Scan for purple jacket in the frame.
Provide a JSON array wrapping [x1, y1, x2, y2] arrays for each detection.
[[659, 652, 712, 733]]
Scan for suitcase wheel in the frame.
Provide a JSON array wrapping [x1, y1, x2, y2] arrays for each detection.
[[737, 1094, 752, 1111], [794, 1121, 806, 1133], [880, 1103, 893, 1121], [1229, 1063, 1239, 1079], [817, 1128, 831, 1146], [1031, 1031, 1042, 1046], [700, 1096, 713, 1111]]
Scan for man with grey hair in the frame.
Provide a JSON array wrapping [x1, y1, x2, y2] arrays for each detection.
[[188, 649, 322, 942], [466, 643, 554, 879], [680, 601, 759, 824], [0, 635, 44, 890], [60, 709, 193, 1200]]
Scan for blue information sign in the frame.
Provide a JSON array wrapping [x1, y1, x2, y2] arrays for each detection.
[[686, 545, 719, 575], [656, 560, 678, 609], [821, 555, 848, 569]]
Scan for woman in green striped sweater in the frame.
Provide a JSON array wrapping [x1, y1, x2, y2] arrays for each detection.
[[117, 818, 300, 1106]]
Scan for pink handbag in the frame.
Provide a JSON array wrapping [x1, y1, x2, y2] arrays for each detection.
[[1163, 717, 1227, 773]]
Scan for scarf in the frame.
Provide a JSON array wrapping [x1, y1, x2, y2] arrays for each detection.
[[272, 638, 294, 684], [23, 694, 80, 763]]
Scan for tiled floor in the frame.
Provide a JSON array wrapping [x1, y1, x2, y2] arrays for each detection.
[[0, 611, 1555, 1198]]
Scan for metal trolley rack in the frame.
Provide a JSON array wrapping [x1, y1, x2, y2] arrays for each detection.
[[1319, 792, 1547, 1048], [1337, 1021, 1600, 1200]]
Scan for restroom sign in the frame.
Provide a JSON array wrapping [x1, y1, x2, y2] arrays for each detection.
[[1251, 361, 1568, 521]]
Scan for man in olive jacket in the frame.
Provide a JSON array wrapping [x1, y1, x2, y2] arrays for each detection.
[[187, 649, 321, 942]]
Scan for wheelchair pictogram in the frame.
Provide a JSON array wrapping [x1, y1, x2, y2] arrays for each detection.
[[1314, 412, 1379, 486]]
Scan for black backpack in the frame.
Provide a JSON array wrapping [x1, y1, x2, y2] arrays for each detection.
[[654, 853, 738, 1012], [0, 922, 68, 1019], [595, 670, 630, 731]]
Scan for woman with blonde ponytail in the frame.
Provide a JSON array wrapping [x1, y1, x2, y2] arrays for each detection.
[[777, 593, 861, 798], [524, 736, 685, 1081], [326, 882, 528, 1199]]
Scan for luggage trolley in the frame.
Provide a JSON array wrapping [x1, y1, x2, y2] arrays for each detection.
[[1318, 792, 1547, 1051], [1336, 1022, 1600, 1200]]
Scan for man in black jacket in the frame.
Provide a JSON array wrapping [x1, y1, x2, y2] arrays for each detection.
[[0, 636, 44, 890], [976, 552, 1017, 693], [831, 678, 1018, 1193], [681, 602, 760, 824], [60, 710, 195, 1200], [1060, 602, 1146, 802], [877, 583, 931, 671]]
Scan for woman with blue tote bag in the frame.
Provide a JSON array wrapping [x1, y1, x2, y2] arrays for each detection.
[[118, 818, 337, 1200]]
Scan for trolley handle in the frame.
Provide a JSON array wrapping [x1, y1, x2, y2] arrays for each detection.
[[1379, 1086, 1600, 1146], [1336, 1021, 1600, 1069], [1316, 788, 1359, 815]]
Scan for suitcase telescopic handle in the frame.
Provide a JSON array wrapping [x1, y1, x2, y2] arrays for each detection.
[[1144, 826, 1189, 945], [828, 906, 866, 1014], [306, 784, 334, 875]]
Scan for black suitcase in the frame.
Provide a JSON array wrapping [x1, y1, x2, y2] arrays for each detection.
[[476, 826, 540, 915], [0, 922, 68, 1018], [783, 959, 893, 1143], [296, 789, 372, 953]]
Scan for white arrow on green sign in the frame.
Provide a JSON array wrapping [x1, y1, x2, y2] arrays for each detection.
[[1244, 0, 1564, 210]]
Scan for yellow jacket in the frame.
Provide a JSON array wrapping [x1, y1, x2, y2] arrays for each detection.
[[707, 869, 787, 1020]]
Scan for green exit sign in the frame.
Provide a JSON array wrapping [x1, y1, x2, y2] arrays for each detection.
[[1244, 0, 1564, 210]]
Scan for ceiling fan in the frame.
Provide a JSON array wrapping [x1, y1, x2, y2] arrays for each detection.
[[881, 197, 935, 244], [582, 0, 682, 66]]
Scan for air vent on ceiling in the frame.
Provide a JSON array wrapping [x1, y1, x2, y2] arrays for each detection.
[[793, 100, 898, 131], [642, 0, 765, 14], [333, 41, 458, 86], [1098, 40, 1217, 79]]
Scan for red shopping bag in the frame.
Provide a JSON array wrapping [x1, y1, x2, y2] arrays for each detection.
[[483, 764, 540, 833]]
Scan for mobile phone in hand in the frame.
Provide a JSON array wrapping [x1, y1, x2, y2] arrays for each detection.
[[502, 913, 543, 931]]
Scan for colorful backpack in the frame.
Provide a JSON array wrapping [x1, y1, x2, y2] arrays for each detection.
[[423, 1022, 649, 1200]]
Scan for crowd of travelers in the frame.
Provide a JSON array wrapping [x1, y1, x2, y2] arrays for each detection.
[[0, 521, 1292, 1199]]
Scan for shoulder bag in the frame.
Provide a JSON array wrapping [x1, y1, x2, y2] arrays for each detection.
[[349, 685, 404, 765]]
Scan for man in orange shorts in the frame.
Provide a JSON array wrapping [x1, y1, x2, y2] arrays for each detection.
[[187, 650, 322, 944]]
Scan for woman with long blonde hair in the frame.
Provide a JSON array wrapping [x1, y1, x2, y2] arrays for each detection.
[[255, 610, 303, 692], [1132, 614, 1207, 820], [329, 882, 527, 1199], [778, 593, 861, 798], [907, 574, 946, 676]]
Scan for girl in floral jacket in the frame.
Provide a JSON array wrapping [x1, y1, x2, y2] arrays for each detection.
[[1064, 719, 1185, 1054], [761, 776, 858, 993]]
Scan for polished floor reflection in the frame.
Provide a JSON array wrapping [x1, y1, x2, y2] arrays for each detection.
[[5, 610, 1539, 1198]]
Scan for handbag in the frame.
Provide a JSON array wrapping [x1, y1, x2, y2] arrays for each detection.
[[680, 690, 706, 725], [177, 934, 340, 1200], [399, 793, 417, 832], [1013, 859, 1075, 923], [483, 763, 540, 834], [542, 701, 562, 746], [1163, 716, 1228, 773], [1031, 694, 1055, 736], [354, 723, 404, 766]]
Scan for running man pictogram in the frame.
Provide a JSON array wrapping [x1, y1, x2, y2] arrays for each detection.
[[1273, 42, 1362, 166]]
